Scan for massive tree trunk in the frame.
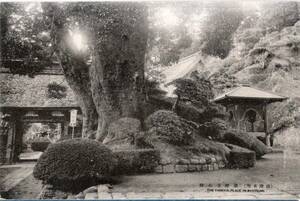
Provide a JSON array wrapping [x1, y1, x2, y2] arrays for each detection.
[[90, 3, 148, 141], [42, 3, 148, 141], [42, 3, 98, 138], [59, 57, 98, 139]]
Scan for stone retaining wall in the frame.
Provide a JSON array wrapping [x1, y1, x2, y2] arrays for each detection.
[[112, 149, 226, 174], [155, 155, 226, 173]]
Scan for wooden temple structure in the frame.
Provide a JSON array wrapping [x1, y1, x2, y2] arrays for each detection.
[[0, 67, 82, 164], [213, 85, 287, 146]]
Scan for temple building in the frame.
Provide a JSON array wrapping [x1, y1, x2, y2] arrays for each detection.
[[213, 86, 287, 146], [0, 67, 82, 164]]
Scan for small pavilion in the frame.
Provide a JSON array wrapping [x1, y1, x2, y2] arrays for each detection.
[[213, 85, 287, 146]]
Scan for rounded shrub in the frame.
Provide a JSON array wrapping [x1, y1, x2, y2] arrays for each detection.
[[33, 139, 114, 193], [199, 118, 228, 139], [145, 110, 195, 145], [30, 138, 51, 152]]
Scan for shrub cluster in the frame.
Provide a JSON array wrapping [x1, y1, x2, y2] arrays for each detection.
[[199, 118, 227, 139], [33, 139, 114, 193], [112, 149, 160, 175], [145, 110, 196, 145], [30, 138, 51, 152]]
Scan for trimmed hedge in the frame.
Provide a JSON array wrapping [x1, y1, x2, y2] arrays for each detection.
[[222, 130, 270, 158], [145, 110, 196, 145], [31, 140, 51, 152], [33, 139, 114, 193], [112, 149, 160, 175]]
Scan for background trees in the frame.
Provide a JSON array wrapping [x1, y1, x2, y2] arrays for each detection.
[[1, 1, 299, 142]]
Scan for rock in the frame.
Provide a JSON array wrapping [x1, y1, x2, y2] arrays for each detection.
[[213, 163, 219, 170], [104, 117, 141, 150], [83, 186, 97, 195], [222, 130, 270, 158], [67, 195, 76, 200], [154, 165, 163, 173], [39, 185, 69, 199], [190, 158, 199, 164], [175, 164, 188, 173], [199, 157, 206, 164], [75, 192, 85, 199], [188, 164, 197, 172], [85, 192, 98, 200], [226, 144, 256, 169], [163, 164, 175, 173], [178, 158, 190, 164], [201, 164, 208, 171], [98, 185, 110, 192]]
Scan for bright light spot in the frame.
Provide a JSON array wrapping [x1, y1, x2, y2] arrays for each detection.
[[25, 3, 35, 12], [242, 1, 261, 13], [69, 30, 86, 51], [155, 8, 179, 27]]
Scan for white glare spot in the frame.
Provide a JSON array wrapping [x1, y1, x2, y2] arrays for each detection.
[[69, 30, 86, 51], [25, 3, 34, 12], [156, 8, 179, 27]]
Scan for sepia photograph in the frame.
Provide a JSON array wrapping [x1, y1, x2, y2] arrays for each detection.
[[0, 0, 300, 199]]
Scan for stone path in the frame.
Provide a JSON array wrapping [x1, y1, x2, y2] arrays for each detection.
[[83, 152, 300, 200], [0, 163, 35, 193], [83, 184, 299, 200]]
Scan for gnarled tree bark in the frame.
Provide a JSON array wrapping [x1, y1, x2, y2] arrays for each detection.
[[42, 3, 98, 139], [90, 3, 148, 141], [42, 3, 148, 141]]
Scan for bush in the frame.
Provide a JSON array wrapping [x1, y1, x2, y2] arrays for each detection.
[[199, 118, 227, 139], [33, 139, 114, 193], [144, 95, 225, 125], [112, 149, 160, 175], [145, 110, 196, 145], [221, 130, 270, 158], [31, 139, 51, 152]]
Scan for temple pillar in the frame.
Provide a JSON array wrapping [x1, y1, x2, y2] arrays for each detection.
[[264, 103, 270, 147]]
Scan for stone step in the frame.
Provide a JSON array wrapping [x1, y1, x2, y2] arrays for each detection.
[[19, 152, 42, 161]]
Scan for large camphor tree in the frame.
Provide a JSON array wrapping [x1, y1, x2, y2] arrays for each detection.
[[1, 2, 148, 141]]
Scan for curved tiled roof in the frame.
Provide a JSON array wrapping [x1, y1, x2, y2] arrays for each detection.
[[213, 86, 288, 104], [162, 51, 202, 85], [0, 73, 78, 107]]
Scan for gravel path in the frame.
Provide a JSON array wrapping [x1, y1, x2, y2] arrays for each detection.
[[6, 174, 42, 199]]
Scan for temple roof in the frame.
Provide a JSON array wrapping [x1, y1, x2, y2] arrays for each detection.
[[0, 73, 78, 108], [160, 51, 202, 96], [162, 51, 202, 85], [213, 86, 288, 104]]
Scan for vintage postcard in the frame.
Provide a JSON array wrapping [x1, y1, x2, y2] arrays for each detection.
[[0, 0, 299, 200]]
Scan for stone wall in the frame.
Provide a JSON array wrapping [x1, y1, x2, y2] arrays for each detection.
[[154, 155, 225, 174], [112, 149, 226, 175]]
